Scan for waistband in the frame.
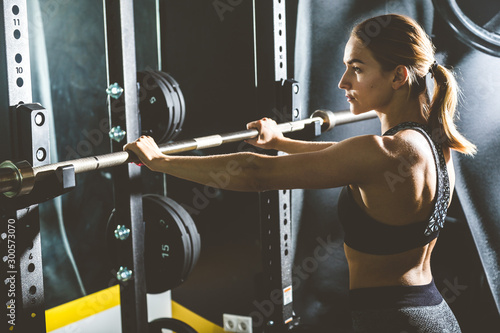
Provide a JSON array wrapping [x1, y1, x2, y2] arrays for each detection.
[[349, 279, 443, 311]]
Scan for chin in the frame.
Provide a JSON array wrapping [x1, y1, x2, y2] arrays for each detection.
[[350, 106, 368, 115], [350, 104, 376, 116]]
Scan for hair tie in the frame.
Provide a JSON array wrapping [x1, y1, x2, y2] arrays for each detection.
[[429, 60, 439, 78]]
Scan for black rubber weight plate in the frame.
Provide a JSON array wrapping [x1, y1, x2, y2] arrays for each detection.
[[140, 70, 175, 143], [155, 72, 181, 141], [143, 194, 192, 294], [137, 71, 167, 140], [150, 70, 177, 142], [157, 71, 185, 140], [145, 194, 192, 280], [152, 195, 201, 277]]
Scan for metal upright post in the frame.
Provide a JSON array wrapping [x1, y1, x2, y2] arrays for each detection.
[[103, 1, 148, 332], [0, 1, 47, 332], [254, 0, 301, 331]]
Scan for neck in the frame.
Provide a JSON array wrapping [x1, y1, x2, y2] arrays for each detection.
[[377, 95, 427, 133]]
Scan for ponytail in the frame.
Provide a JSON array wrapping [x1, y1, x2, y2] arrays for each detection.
[[428, 65, 477, 156], [352, 14, 477, 156]]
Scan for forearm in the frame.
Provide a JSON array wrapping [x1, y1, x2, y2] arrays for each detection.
[[273, 137, 336, 154], [151, 152, 265, 192]]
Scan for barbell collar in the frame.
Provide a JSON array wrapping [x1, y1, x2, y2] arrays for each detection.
[[0, 160, 35, 198], [0, 109, 378, 197]]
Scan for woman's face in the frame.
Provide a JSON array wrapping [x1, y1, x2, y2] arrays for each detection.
[[338, 37, 395, 115]]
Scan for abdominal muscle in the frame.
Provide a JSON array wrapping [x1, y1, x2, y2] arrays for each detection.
[[345, 238, 436, 290]]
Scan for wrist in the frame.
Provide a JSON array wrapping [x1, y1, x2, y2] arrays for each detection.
[[150, 155, 170, 172], [270, 136, 290, 150]]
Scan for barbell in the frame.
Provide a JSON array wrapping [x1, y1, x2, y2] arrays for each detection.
[[0, 109, 377, 198]]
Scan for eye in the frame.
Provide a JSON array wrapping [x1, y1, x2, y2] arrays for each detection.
[[352, 66, 361, 73]]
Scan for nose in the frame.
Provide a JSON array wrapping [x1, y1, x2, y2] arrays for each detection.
[[338, 70, 350, 90]]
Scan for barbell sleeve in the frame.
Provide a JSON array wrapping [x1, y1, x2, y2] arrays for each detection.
[[0, 110, 377, 197]]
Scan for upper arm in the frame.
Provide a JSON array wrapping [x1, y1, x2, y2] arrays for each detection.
[[255, 135, 397, 190]]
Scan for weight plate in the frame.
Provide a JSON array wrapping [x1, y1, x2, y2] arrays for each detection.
[[137, 71, 168, 140], [163, 72, 186, 129], [145, 70, 177, 143], [144, 194, 193, 284], [143, 194, 192, 293], [106, 194, 194, 294], [151, 195, 201, 278], [137, 71, 174, 143], [149, 318, 197, 333], [157, 71, 185, 140], [157, 73, 182, 141], [166, 198, 200, 277], [155, 71, 181, 140]]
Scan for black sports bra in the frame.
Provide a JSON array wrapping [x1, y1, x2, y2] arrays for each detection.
[[337, 122, 451, 255]]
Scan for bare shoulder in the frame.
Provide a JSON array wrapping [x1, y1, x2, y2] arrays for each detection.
[[340, 132, 434, 185], [324, 134, 404, 185], [338, 134, 405, 163], [379, 129, 433, 162]]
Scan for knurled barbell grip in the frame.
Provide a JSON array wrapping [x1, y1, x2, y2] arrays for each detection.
[[0, 110, 377, 197]]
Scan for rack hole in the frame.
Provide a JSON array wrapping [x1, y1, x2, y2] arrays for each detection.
[[16, 78, 23, 87], [283, 203, 287, 210], [12, 6, 19, 15], [285, 249, 289, 256], [34, 112, 45, 126], [284, 234, 288, 241], [284, 219, 288, 225], [29, 286, 36, 294], [15, 54, 22, 63], [36, 148, 46, 161], [28, 263, 35, 272], [280, 62, 283, 68], [14, 30, 21, 39], [279, 13, 282, 20]]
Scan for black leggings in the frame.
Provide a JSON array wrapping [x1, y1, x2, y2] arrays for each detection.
[[349, 280, 461, 333]]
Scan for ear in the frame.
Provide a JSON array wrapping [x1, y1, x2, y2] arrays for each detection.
[[391, 65, 409, 90]]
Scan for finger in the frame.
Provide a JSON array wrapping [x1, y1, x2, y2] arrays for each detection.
[[247, 120, 261, 130]]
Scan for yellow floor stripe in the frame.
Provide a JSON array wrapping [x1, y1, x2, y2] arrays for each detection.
[[45, 285, 120, 332], [45, 285, 224, 333], [171, 301, 224, 333]]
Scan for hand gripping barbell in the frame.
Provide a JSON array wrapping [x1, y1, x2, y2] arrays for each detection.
[[0, 110, 377, 198]]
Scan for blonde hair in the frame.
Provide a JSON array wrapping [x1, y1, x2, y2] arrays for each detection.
[[352, 14, 476, 155]]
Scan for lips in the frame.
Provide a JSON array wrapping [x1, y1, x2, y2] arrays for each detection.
[[346, 94, 355, 102]]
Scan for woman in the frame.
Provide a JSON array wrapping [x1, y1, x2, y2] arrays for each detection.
[[125, 14, 475, 333]]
